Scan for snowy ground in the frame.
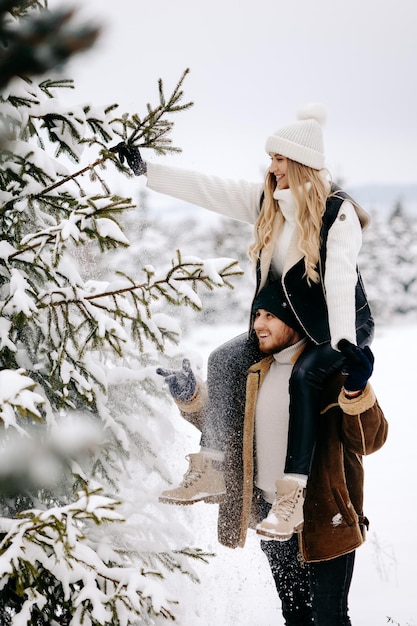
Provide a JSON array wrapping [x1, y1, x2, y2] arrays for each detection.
[[156, 320, 417, 626]]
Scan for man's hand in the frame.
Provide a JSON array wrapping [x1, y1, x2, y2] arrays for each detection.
[[156, 358, 197, 402], [338, 339, 374, 394], [110, 142, 147, 176]]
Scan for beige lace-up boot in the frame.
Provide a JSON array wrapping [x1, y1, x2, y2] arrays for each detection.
[[256, 478, 305, 540], [159, 452, 226, 505]]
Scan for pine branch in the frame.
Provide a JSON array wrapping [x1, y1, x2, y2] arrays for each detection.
[[45, 260, 243, 307], [6, 194, 135, 261], [0, 487, 181, 622], [33, 156, 108, 196], [1, 68, 194, 203], [128, 68, 194, 149]]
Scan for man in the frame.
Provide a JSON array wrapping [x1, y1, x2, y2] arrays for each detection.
[[157, 283, 388, 625]]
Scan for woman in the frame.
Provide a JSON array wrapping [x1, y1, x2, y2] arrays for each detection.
[[142, 104, 374, 539]]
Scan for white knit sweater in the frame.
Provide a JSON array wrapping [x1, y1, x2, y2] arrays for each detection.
[[254, 340, 306, 503], [146, 163, 364, 348]]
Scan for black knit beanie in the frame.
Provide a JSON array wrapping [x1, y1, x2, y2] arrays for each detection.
[[252, 281, 302, 332]]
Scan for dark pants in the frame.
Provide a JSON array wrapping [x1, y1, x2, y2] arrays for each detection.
[[259, 499, 355, 625], [309, 551, 355, 626], [200, 320, 374, 474]]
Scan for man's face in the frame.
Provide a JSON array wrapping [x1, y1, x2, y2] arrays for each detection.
[[253, 309, 301, 354]]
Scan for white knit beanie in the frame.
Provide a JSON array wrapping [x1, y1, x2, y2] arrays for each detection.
[[265, 103, 326, 170]]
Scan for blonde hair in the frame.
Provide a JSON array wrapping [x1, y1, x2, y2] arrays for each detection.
[[248, 158, 329, 284]]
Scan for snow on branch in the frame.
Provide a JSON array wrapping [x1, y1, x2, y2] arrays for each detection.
[[0, 10, 231, 617], [0, 487, 179, 624], [0, 368, 44, 431]]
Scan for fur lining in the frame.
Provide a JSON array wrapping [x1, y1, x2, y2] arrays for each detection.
[[239, 356, 274, 547], [338, 383, 376, 415], [174, 379, 208, 432]]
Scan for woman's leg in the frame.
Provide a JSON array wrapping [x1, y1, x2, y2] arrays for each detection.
[[159, 333, 262, 505], [285, 319, 374, 475], [285, 342, 344, 474], [309, 551, 356, 625], [199, 332, 263, 451]]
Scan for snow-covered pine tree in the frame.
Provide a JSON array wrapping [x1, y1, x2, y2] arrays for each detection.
[[0, 2, 242, 623]]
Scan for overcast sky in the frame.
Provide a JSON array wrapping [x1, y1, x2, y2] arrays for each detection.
[[54, 0, 416, 187]]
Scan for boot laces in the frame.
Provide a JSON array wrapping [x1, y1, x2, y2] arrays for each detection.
[[181, 464, 204, 488], [272, 489, 299, 521]]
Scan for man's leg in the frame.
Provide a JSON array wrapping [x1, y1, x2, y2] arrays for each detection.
[[309, 551, 355, 626], [259, 499, 314, 625]]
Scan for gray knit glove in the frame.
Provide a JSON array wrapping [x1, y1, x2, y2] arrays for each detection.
[[156, 358, 197, 402]]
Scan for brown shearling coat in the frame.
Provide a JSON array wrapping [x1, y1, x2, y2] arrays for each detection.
[[175, 356, 388, 563]]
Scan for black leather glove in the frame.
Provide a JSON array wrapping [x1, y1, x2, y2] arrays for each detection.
[[156, 358, 197, 402], [338, 339, 374, 393], [110, 142, 147, 176]]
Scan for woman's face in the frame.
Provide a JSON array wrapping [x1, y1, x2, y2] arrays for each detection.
[[269, 154, 289, 190]]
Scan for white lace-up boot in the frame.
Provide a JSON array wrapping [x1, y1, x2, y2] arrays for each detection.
[[256, 478, 305, 540], [159, 452, 226, 505]]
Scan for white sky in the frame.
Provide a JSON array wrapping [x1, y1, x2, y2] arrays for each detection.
[[53, 0, 417, 186]]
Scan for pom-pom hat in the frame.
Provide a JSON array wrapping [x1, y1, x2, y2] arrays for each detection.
[[265, 103, 326, 170]]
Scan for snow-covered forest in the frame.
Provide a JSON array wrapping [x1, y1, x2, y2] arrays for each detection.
[[0, 2, 416, 625]]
